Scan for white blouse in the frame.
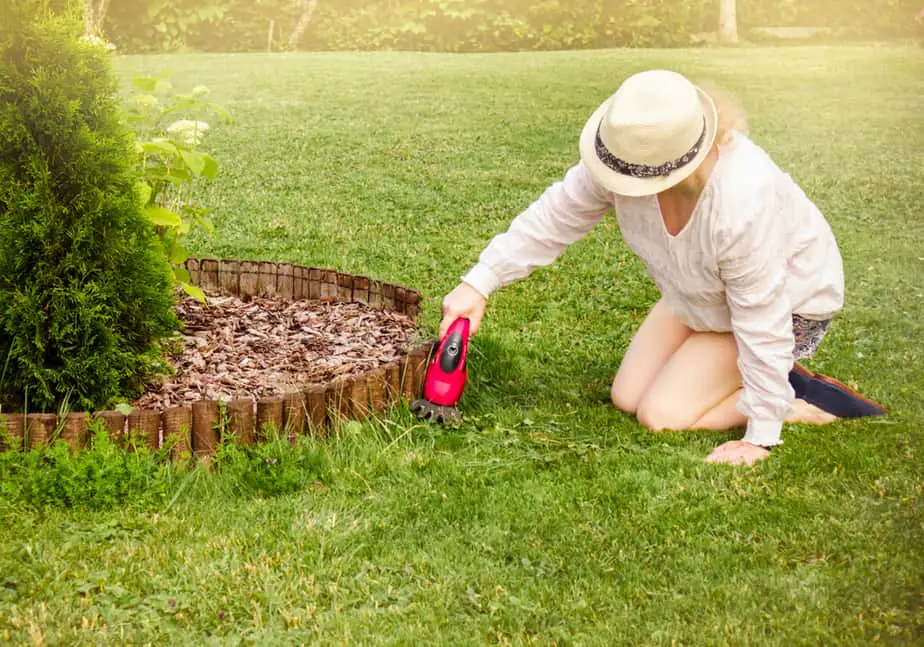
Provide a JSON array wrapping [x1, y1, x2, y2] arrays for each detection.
[[461, 134, 845, 447]]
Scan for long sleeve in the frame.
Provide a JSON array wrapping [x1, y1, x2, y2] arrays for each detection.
[[461, 162, 613, 298], [717, 184, 795, 447]]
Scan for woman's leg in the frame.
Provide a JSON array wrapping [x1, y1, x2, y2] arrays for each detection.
[[691, 390, 746, 429], [633, 333, 838, 431], [635, 331, 742, 431], [693, 388, 837, 429], [610, 300, 693, 415], [612, 302, 837, 431]]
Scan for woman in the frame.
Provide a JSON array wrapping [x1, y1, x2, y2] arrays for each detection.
[[440, 69, 883, 466]]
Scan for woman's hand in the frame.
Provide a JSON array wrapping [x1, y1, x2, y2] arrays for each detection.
[[705, 440, 770, 466], [440, 283, 487, 339]]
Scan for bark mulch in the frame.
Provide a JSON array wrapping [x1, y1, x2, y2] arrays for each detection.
[[133, 293, 421, 409]]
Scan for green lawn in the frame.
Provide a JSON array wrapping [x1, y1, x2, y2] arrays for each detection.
[[2, 46, 922, 645]]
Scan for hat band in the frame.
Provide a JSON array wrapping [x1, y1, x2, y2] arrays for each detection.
[[594, 118, 707, 179]]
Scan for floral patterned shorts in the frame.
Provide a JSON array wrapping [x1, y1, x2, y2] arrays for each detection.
[[792, 314, 832, 360]]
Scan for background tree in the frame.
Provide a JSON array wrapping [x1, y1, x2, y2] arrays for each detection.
[[288, 0, 319, 50], [719, 0, 738, 43], [83, 0, 110, 38]]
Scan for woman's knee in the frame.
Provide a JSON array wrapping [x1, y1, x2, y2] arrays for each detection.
[[636, 393, 696, 432], [610, 373, 640, 414], [609, 300, 692, 415]]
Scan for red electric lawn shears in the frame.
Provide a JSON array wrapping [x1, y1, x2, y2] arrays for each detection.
[[410, 317, 470, 425]]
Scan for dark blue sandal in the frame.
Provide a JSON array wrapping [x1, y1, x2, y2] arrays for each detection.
[[788, 364, 887, 419]]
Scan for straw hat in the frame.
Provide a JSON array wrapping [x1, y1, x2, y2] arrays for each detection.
[[579, 70, 718, 197]]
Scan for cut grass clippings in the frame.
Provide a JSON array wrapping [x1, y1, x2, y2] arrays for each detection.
[[0, 46, 921, 645]]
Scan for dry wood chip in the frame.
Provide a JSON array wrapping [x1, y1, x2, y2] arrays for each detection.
[[132, 293, 421, 409]]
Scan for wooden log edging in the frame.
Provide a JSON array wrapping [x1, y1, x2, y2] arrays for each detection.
[[184, 258, 422, 319], [0, 259, 433, 458]]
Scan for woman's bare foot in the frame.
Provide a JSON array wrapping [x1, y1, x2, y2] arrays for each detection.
[[788, 398, 837, 425]]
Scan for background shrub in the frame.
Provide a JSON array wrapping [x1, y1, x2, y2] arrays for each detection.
[[100, 0, 921, 53], [0, 0, 177, 413]]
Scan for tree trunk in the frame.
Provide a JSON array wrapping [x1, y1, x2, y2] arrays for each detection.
[[84, 0, 95, 36], [288, 0, 319, 51], [84, 0, 111, 38], [719, 0, 738, 44]]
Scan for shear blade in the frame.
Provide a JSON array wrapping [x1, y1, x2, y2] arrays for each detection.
[[410, 399, 431, 415], [410, 400, 460, 426]]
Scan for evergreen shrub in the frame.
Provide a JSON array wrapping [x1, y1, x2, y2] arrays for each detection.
[[0, 1, 177, 413]]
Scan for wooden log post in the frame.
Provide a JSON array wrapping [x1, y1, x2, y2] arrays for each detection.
[[325, 376, 352, 425], [61, 412, 89, 450], [383, 283, 396, 310], [220, 259, 241, 296], [191, 400, 220, 457], [26, 413, 57, 449], [400, 354, 415, 403], [337, 378, 354, 421], [352, 276, 370, 304], [321, 270, 338, 300], [199, 258, 220, 293], [395, 286, 408, 316], [368, 280, 383, 308], [184, 258, 201, 287], [323, 381, 338, 428], [226, 399, 255, 445], [163, 406, 192, 459], [337, 272, 353, 302], [277, 263, 295, 300], [128, 409, 161, 451], [399, 346, 429, 403], [405, 290, 421, 320], [385, 362, 401, 405], [305, 385, 327, 436], [283, 391, 307, 440], [257, 262, 278, 297], [351, 375, 370, 420], [308, 268, 322, 300], [293, 265, 310, 300], [256, 398, 285, 439], [239, 261, 260, 300], [367, 367, 388, 413], [408, 346, 430, 400], [0, 413, 25, 452], [94, 411, 125, 446]]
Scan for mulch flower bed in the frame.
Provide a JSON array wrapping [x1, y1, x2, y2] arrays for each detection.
[[0, 259, 431, 458], [133, 293, 422, 409]]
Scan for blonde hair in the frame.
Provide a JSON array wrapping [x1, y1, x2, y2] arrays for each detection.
[[667, 83, 748, 196], [698, 81, 749, 146], [661, 81, 749, 196]]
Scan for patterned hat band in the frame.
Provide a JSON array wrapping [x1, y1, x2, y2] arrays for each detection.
[[594, 118, 707, 179]]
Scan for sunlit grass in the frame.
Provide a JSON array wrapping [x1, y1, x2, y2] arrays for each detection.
[[0, 46, 921, 644]]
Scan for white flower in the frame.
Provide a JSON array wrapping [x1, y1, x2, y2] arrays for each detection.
[[166, 119, 210, 145], [191, 85, 210, 98]]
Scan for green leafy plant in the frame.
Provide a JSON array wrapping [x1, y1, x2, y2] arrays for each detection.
[[0, 423, 176, 511], [0, 419, 331, 511], [125, 74, 230, 301]]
